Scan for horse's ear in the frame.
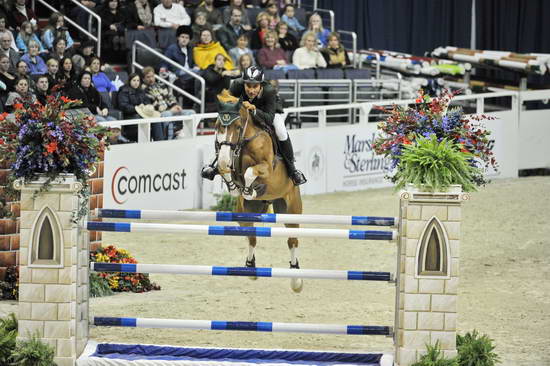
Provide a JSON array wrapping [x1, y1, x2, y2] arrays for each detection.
[[217, 89, 231, 103]]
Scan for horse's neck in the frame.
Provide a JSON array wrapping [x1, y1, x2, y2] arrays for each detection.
[[241, 108, 259, 139]]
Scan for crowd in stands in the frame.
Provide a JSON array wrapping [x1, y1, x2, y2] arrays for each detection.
[[0, 0, 353, 142]]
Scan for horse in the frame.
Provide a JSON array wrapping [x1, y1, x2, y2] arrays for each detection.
[[214, 90, 304, 293]]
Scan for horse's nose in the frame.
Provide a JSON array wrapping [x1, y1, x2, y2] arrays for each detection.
[[218, 145, 232, 173]]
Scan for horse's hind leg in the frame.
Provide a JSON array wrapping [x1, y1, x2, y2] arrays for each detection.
[[274, 189, 303, 293]]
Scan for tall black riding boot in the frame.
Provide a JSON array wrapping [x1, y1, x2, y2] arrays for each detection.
[[279, 138, 307, 186], [201, 157, 219, 181]]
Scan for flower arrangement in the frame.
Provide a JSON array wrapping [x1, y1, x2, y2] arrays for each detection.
[[373, 90, 498, 190], [91, 245, 161, 293], [0, 95, 109, 185]]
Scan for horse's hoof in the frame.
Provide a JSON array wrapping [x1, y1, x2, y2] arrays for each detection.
[[243, 193, 256, 200], [291, 278, 303, 293]]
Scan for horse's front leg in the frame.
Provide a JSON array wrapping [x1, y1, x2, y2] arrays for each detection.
[[242, 162, 270, 200], [221, 173, 241, 197]]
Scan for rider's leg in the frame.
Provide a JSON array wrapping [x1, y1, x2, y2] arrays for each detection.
[[273, 114, 307, 186]]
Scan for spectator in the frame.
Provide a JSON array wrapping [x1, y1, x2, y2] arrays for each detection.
[[191, 11, 213, 44], [15, 60, 34, 91], [216, 7, 247, 52], [46, 58, 60, 88], [13, 0, 37, 31], [204, 53, 232, 112], [265, 1, 280, 29], [72, 41, 95, 73], [222, 0, 251, 31], [281, 4, 304, 35], [307, 13, 330, 47], [141, 66, 194, 140], [154, 0, 192, 26], [70, 0, 99, 31], [0, 16, 18, 52], [196, 0, 223, 28], [161, 25, 199, 106], [117, 72, 151, 119], [41, 13, 74, 51], [228, 33, 254, 67], [99, 0, 126, 53], [250, 12, 270, 50], [257, 30, 296, 71], [193, 29, 233, 70], [66, 71, 116, 122], [276, 21, 298, 52], [34, 74, 49, 105], [125, 0, 157, 48], [214, 0, 230, 8], [117, 72, 151, 141], [237, 53, 253, 73], [5, 77, 36, 112], [88, 56, 117, 93], [0, 33, 20, 73], [16, 21, 45, 54], [49, 38, 71, 63], [0, 55, 16, 100], [154, 0, 191, 49], [292, 31, 327, 69], [321, 32, 351, 68], [56, 57, 76, 91], [21, 40, 48, 75]]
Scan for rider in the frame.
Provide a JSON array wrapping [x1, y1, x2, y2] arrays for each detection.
[[201, 66, 307, 185]]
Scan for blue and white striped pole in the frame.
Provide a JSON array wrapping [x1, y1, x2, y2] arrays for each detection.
[[91, 262, 394, 282], [93, 317, 392, 336], [85, 221, 397, 241], [95, 209, 398, 227]]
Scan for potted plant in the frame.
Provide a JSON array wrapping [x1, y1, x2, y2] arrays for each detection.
[[0, 92, 111, 219], [373, 90, 498, 192]]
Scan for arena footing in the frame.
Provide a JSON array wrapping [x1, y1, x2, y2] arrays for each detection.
[[77, 342, 395, 366]]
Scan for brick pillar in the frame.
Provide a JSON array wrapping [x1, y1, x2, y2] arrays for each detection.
[[395, 185, 467, 365], [88, 160, 104, 252], [0, 160, 21, 279], [15, 175, 89, 366]]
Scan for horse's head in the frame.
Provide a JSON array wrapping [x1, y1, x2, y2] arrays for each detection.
[[215, 90, 247, 174]]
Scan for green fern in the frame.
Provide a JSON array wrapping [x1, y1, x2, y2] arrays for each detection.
[[457, 330, 500, 366], [394, 135, 480, 192], [412, 341, 459, 366], [0, 313, 18, 364], [10, 331, 56, 366], [211, 193, 238, 212]]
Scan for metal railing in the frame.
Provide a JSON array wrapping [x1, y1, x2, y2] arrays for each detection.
[[338, 30, 357, 68], [313, 8, 335, 32], [32, 0, 101, 57], [131, 41, 206, 114]]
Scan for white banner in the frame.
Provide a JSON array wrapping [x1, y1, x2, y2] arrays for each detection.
[[103, 140, 202, 210]]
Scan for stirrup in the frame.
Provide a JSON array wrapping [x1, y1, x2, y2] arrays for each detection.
[[289, 170, 307, 186]]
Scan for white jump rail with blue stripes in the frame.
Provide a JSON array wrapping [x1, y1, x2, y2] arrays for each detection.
[[93, 317, 393, 336], [85, 221, 397, 240], [94, 208, 398, 227], [90, 262, 394, 282]]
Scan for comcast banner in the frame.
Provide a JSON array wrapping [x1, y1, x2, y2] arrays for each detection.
[[103, 140, 202, 210]]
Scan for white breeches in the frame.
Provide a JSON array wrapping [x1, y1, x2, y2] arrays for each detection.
[[273, 113, 288, 141]]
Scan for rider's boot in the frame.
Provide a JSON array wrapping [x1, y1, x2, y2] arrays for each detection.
[[201, 158, 219, 181], [279, 138, 307, 186]]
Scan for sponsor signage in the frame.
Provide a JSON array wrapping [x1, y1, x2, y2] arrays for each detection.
[[104, 140, 201, 210]]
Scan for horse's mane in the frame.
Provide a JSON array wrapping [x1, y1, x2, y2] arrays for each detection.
[[217, 89, 239, 104]]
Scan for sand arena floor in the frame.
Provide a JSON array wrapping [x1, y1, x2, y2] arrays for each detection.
[[1, 176, 549, 365]]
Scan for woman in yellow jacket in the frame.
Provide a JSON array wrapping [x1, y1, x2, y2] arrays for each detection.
[[193, 29, 234, 70]]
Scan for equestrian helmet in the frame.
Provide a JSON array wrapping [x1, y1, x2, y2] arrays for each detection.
[[243, 66, 264, 84]]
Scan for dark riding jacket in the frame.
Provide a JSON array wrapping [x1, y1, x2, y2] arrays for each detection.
[[230, 79, 278, 126]]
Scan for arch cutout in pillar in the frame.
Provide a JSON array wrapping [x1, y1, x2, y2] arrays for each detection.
[[29, 206, 64, 268], [415, 216, 451, 279]]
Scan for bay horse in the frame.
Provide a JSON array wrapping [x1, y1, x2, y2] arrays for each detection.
[[214, 90, 304, 292]]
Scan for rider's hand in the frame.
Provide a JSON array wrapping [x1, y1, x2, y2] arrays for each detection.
[[242, 101, 256, 111]]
